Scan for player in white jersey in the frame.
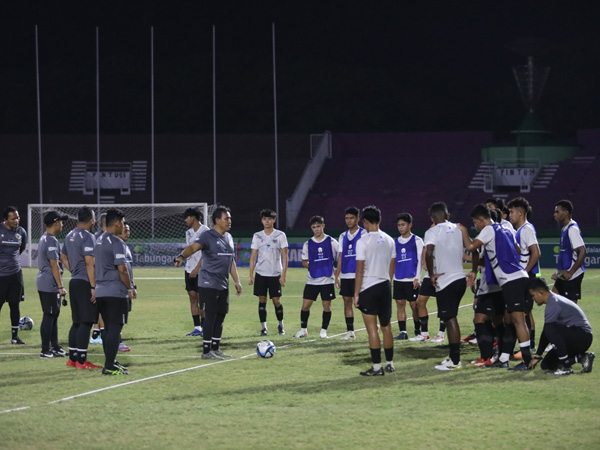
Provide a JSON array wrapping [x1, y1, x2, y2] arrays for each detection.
[[249, 209, 289, 336], [294, 216, 340, 339], [354, 205, 396, 376], [486, 198, 515, 235], [424, 202, 467, 371], [334, 206, 366, 340], [183, 208, 210, 337]]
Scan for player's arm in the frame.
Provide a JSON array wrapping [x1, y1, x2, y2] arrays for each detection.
[[525, 243, 541, 274], [60, 252, 71, 273], [389, 257, 396, 282], [280, 247, 288, 287], [248, 249, 258, 285], [230, 260, 243, 296], [49, 259, 67, 296], [563, 245, 586, 280], [334, 252, 342, 289], [85, 255, 96, 303], [174, 242, 202, 267], [413, 240, 423, 289], [19, 232, 27, 255], [353, 259, 365, 308], [190, 257, 202, 278], [425, 244, 442, 287], [117, 264, 135, 299]]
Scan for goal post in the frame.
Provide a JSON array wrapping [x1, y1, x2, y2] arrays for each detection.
[[26, 203, 208, 267]]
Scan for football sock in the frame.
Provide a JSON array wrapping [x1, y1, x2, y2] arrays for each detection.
[[11, 326, 18, 339], [210, 313, 225, 351], [68, 323, 78, 353], [321, 311, 332, 330], [413, 319, 421, 335], [502, 323, 517, 358], [384, 347, 393, 363], [519, 341, 532, 365], [211, 337, 221, 351], [530, 328, 536, 347], [69, 347, 77, 361], [475, 322, 493, 360], [192, 314, 200, 327], [261, 322, 267, 330], [77, 349, 87, 364], [203, 340, 211, 354], [258, 302, 267, 323], [10, 306, 20, 332], [275, 305, 284, 321], [370, 348, 382, 365], [77, 323, 92, 354], [399, 321, 406, 333], [419, 316, 429, 333], [92, 328, 100, 339], [103, 323, 123, 370], [449, 343, 460, 365], [495, 323, 505, 355], [300, 310, 310, 328], [345, 317, 354, 332], [439, 319, 446, 333], [200, 317, 205, 328]]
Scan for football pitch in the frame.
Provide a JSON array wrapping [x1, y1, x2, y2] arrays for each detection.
[[0, 268, 599, 449]]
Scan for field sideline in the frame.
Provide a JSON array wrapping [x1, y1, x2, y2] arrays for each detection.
[[0, 267, 599, 449]]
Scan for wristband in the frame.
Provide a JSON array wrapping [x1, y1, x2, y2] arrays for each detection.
[[91, 286, 96, 289], [58, 286, 64, 289], [133, 285, 137, 289]]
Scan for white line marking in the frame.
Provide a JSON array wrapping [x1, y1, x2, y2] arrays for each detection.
[[0, 406, 31, 414]]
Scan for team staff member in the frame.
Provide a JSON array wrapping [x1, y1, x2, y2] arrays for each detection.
[[334, 206, 365, 340], [94, 209, 136, 375], [0, 206, 28, 345], [175, 206, 242, 360], [354, 205, 396, 376], [91, 212, 107, 344], [183, 207, 209, 337], [249, 209, 289, 336], [117, 223, 135, 352], [61, 207, 101, 369], [37, 211, 69, 358], [552, 200, 586, 303], [529, 278, 594, 376]]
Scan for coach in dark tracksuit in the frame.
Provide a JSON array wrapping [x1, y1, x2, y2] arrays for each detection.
[[529, 278, 594, 376]]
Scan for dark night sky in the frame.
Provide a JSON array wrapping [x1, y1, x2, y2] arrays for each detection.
[[2, 1, 599, 136]]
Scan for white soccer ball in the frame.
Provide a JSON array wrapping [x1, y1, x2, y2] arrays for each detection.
[[256, 340, 276, 358], [19, 316, 34, 331]]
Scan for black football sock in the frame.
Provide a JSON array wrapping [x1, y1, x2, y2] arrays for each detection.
[[10, 305, 20, 336], [192, 314, 200, 327], [475, 322, 493, 360], [439, 319, 446, 333], [321, 311, 332, 330], [384, 347, 394, 363], [370, 348, 382, 365], [449, 343, 461, 365], [92, 328, 100, 339], [258, 302, 267, 323], [68, 323, 78, 361], [399, 321, 406, 332], [11, 326, 18, 339], [104, 323, 123, 370], [77, 322, 93, 362], [211, 313, 225, 351], [413, 319, 421, 335], [200, 316, 205, 328], [40, 313, 54, 352], [530, 328, 536, 347], [345, 317, 354, 332], [420, 316, 429, 334], [275, 305, 284, 321], [300, 310, 310, 328]]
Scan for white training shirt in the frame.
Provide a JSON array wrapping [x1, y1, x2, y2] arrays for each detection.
[[501, 219, 516, 236], [355, 230, 396, 292], [515, 221, 539, 272], [393, 234, 424, 282], [251, 229, 289, 277], [301, 235, 340, 285], [560, 219, 586, 279], [423, 221, 466, 291], [475, 224, 528, 286], [185, 224, 210, 273], [338, 227, 367, 279]]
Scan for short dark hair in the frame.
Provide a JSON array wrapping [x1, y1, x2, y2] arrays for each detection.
[[485, 197, 505, 209], [361, 205, 381, 224], [260, 209, 277, 219], [529, 277, 550, 293], [105, 209, 125, 227], [428, 202, 448, 218], [2, 206, 18, 220], [555, 199, 573, 215], [489, 208, 502, 223], [78, 206, 94, 223], [99, 213, 107, 225], [212, 206, 230, 223], [309, 215, 324, 226], [507, 197, 532, 218], [470, 204, 491, 220], [184, 207, 202, 222], [397, 212, 412, 224], [344, 206, 360, 217]]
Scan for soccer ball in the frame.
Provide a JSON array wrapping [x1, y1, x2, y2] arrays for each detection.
[[18, 316, 34, 331], [256, 340, 276, 358]]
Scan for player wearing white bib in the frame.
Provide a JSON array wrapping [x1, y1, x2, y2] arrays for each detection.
[[334, 207, 366, 341], [424, 202, 467, 371], [183, 208, 210, 337], [354, 205, 396, 376], [249, 209, 289, 336]]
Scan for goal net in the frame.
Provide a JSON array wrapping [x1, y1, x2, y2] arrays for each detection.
[[26, 203, 208, 267]]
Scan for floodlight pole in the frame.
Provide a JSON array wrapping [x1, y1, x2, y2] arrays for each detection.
[[96, 27, 101, 206], [34, 25, 43, 203], [272, 23, 280, 228], [212, 25, 217, 205], [151, 26, 156, 239]]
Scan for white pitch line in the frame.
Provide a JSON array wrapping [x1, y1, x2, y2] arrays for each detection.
[[0, 406, 31, 414]]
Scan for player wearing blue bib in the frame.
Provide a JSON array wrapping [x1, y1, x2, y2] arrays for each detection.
[[334, 207, 366, 341], [294, 216, 340, 339], [552, 200, 586, 303]]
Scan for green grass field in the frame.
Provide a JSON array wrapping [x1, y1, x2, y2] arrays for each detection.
[[1, 268, 599, 449]]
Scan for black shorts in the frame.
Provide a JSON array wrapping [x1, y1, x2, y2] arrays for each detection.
[[339, 278, 355, 298], [253, 273, 282, 298], [69, 279, 98, 324], [199, 287, 229, 315], [38, 291, 61, 315], [96, 296, 129, 325], [436, 278, 466, 320], [418, 278, 436, 297], [303, 284, 336, 302], [357, 281, 392, 325], [554, 273, 584, 301], [501, 277, 529, 313], [393, 280, 419, 301], [185, 271, 199, 292], [0, 271, 24, 305], [475, 291, 504, 316]]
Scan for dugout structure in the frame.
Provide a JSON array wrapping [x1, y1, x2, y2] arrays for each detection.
[[27, 203, 208, 267]]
